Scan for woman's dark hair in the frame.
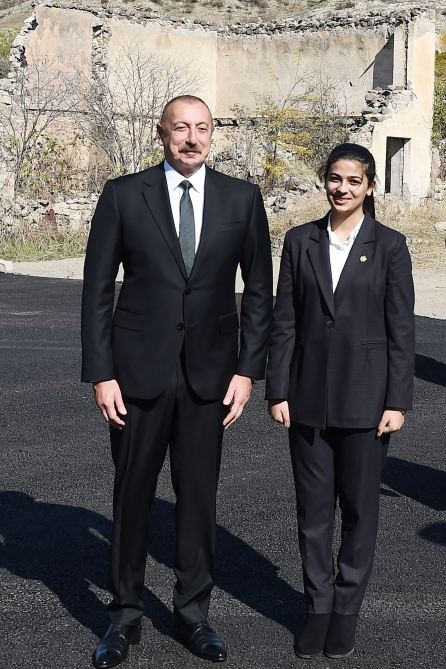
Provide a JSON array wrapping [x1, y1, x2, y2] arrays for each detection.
[[322, 143, 376, 218]]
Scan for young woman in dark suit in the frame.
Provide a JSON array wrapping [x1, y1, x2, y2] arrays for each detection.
[[266, 143, 415, 660]]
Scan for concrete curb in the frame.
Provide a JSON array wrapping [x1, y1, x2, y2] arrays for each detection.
[[0, 259, 13, 273]]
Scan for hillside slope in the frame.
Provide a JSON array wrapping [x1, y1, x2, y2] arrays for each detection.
[[1, 0, 446, 31]]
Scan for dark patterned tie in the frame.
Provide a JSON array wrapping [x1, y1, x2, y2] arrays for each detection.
[[179, 180, 195, 275]]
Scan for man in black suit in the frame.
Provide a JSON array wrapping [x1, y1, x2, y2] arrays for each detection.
[[82, 95, 272, 667]]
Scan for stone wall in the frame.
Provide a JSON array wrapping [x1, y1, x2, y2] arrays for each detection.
[[0, 2, 438, 200], [22, 3, 433, 117], [0, 194, 98, 234]]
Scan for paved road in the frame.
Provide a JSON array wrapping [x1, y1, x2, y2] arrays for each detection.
[[0, 275, 445, 669], [6, 258, 446, 319]]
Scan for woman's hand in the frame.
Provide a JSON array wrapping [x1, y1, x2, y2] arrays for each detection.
[[268, 400, 290, 428], [377, 409, 405, 437]]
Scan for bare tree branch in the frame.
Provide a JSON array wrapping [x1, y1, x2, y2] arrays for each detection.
[[0, 53, 78, 194], [76, 45, 200, 176]]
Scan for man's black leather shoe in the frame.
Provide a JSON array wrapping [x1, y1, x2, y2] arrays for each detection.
[[294, 613, 331, 659], [324, 612, 358, 659], [172, 616, 227, 662], [92, 622, 141, 668]]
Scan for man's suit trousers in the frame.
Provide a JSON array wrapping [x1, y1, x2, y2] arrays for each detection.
[[289, 423, 389, 615], [107, 356, 227, 625]]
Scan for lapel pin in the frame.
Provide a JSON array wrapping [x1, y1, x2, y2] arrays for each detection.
[[360, 255, 367, 263]]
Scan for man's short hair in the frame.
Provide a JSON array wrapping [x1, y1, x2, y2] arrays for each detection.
[[159, 95, 213, 126]]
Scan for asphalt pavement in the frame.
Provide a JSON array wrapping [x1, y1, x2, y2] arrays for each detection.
[[0, 275, 445, 669]]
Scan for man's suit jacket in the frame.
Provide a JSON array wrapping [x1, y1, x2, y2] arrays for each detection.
[[265, 212, 415, 429], [81, 163, 273, 400]]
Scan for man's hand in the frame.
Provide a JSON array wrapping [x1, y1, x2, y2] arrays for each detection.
[[222, 375, 253, 429], [93, 379, 127, 429], [268, 400, 290, 429], [377, 409, 405, 437]]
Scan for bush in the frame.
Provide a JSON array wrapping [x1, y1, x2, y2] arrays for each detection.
[[17, 136, 87, 199], [0, 30, 16, 78], [215, 77, 350, 193], [433, 50, 446, 144]]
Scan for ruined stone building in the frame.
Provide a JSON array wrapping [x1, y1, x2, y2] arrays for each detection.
[[1, 2, 438, 198]]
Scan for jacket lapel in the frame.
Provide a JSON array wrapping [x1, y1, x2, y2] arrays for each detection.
[[334, 212, 376, 305], [307, 216, 335, 319], [141, 163, 187, 279]]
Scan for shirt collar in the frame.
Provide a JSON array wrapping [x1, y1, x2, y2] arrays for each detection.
[[164, 160, 206, 193], [327, 213, 363, 246]]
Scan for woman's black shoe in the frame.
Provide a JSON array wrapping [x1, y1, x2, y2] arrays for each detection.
[[324, 612, 358, 659], [294, 613, 331, 659]]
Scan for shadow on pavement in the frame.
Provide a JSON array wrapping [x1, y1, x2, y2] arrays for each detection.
[[0, 491, 110, 638], [414, 354, 446, 386], [149, 498, 304, 636], [418, 522, 446, 545], [382, 457, 446, 512], [0, 492, 303, 640]]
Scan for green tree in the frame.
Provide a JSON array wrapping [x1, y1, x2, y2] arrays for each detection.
[[222, 71, 349, 192], [252, 94, 312, 189]]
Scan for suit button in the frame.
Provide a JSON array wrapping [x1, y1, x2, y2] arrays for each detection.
[[177, 322, 185, 331], [326, 319, 335, 328], [184, 287, 191, 295]]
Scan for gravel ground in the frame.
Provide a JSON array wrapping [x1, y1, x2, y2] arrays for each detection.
[[0, 274, 445, 669]]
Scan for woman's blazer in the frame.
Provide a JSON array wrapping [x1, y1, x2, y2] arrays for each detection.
[[266, 212, 415, 429]]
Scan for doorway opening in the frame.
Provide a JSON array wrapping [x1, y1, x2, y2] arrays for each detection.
[[385, 137, 410, 195]]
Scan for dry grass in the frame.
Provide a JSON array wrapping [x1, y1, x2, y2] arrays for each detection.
[[0, 0, 31, 31], [375, 196, 446, 269], [74, 0, 316, 24], [0, 0, 307, 29], [269, 193, 446, 269], [0, 221, 89, 261], [268, 191, 327, 236]]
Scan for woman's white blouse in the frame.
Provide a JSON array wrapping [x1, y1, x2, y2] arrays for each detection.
[[327, 215, 364, 292]]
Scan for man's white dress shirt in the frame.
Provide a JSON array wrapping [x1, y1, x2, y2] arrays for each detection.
[[327, 215, 363, 292], [164, 160, 205, 252]]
